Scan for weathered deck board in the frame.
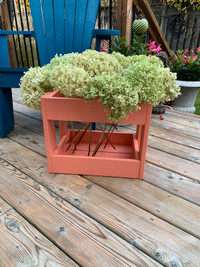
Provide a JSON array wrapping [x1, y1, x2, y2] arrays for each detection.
[[148, 136, 200, 164], [0, 88, 199, 266], [86, 175, 200, 238], [151, 111, 200, 130], [144, 163, 200, 205], [151, 116, 200, 139], [146, 147, 200, 182], [0, 159, 161, 267], [1, 139, 200, 266], [0, 198, 78, 267], [149, 125, 200, 150]]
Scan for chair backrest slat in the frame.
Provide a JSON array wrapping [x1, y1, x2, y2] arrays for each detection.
[[41, 0, 56, 61], [29, 0, 100, 66], [65, 0, 76, 53], [54, 0, 65, 55], [73, 0, 88, 53], [82, 0, 100, 51], [29, 0, 49, 65]]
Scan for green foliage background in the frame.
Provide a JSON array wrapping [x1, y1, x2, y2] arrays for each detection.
[[160, 0, 200, 11]]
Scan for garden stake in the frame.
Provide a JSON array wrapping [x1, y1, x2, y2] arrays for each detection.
[[98, 123, 116, 150], [92, 123, 107, 157], [66, 123, 86, 145], [73, 123, 91, 153], [66, 123, 89, 152], [104, 124, 117, 149]]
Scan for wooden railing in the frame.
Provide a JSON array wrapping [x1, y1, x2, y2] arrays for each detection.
[[117, 0, 171, 56]]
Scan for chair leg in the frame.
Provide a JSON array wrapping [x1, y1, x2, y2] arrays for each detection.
[[0, 88, 14, 138], [92, 122, 96, 130]]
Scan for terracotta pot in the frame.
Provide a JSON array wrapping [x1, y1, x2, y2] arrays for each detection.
[[41, 90, 152, 179], [171, 80, 200, 113]]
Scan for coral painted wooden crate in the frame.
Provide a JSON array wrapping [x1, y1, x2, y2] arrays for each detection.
[[41, 90, 152, 179]]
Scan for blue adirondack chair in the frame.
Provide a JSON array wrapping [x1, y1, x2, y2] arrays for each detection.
[[0, 0, 120, 138]]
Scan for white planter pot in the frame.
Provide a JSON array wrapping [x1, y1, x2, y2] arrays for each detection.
[[171, 80, 200, 113]]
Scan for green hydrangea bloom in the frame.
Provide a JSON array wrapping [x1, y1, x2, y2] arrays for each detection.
[[20, 65, 53, 109], [73, 50, 123, 76], [50, 53, 79, 67], [49, 65, 90, 97], [20, 50, 181, 121], [85, 74, 138, 121]]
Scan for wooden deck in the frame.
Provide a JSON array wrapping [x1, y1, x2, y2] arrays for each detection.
[[0, 88, 200, 267]]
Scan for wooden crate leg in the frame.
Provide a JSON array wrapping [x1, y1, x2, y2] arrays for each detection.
[[43, 119, 56, 173], [0, 88, 14, 138], [138, 106, 152, 179], [41, 98, 56, 173]]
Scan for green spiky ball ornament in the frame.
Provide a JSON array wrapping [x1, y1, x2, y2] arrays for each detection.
[[132, 10, 148, 35]]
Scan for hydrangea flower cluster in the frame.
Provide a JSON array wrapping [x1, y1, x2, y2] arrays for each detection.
[[20, 50, 180, 121]]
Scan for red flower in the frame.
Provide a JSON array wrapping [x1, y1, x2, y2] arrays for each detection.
[[184, 60, 189, 64]]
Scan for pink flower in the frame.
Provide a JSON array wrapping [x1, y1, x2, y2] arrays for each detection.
[[174, 55, 178, 60], [154, 44, 162, 53], [180, 55, 184, 59], [148, 40, 157, 51], [170, 60, 174, 63], [196, 47, 200, 51], [148, 41, 162, 53], [101, 46, 106, 52], [192, 56, 198, 60], [148, 54, 153, 57], [101, 40, 104, 43], [184, 60, 189, 64], [190, 49, 194, 54], [185, 49, 189, 53]]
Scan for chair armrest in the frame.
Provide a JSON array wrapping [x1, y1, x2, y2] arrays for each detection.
[[93, 29, 120, 39], [0, 30, 35, 37], [92, 29, 120, 51], [0, 68, 28, 88]]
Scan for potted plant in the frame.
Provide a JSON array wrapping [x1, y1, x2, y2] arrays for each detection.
[[168, 48, 200, 113], [20, 50, 180, 179]]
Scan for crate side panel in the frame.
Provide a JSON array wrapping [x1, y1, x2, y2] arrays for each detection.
[[51, 155, 140, 178], [43, 97, 150, 125]]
